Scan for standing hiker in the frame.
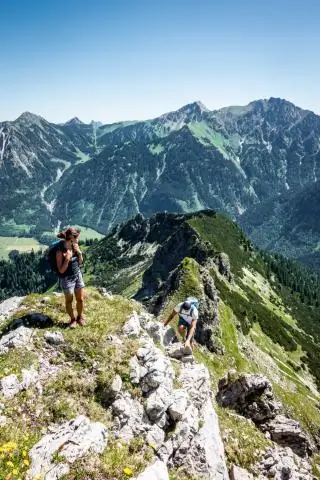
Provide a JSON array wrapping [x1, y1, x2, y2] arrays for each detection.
[[55, 227, 85, 328], [163, 297, 199, 351]]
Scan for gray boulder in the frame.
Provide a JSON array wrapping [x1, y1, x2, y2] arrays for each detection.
[[27, 415, 107, 480], [217, 372, 281, 422], [146, 424, 166, 450], [0, 326, 34, 354], [172, 400, 229, 480], [146, 385, 173, 422], [168, 389, 190, 421], [179, 363, 211, 408], [229, 465, 254, 480], [136, 342, 174, 394], [253, 446, 313, 479], [135, 460, 169, 480], [0, 368, 40, 398], [111, 392, 150, 440], [166, 342, 193, 360], [260, 415, 312, 457], [122, 312, 141, 337], [0, 296, 24, 322], [0, 374, 21, 398], [44, 331, 65, 346]]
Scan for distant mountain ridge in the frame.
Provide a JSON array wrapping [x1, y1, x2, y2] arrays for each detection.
[[1, 97, 319, 266]]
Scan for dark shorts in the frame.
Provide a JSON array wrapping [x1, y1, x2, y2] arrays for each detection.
[[59, 271, 85, 295], [178, 317, 194, 342]]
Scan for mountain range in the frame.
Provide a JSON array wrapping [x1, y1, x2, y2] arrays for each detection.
[[1, 97, 319, 266]]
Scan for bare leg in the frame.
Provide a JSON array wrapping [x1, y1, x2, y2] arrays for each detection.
[[75, 288, 84, 317], [65, 293, 75, 320], [178, 324, 186, 341], [75, 288, 85, 323]]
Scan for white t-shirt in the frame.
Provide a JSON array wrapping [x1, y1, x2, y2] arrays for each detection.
[[174, 302, 199, 325]]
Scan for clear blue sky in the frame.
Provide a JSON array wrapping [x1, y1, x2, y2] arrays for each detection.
[[1, 0, 319, 123]]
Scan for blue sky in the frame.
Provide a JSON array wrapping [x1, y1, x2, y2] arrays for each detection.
[[1, 0, 319, 123]]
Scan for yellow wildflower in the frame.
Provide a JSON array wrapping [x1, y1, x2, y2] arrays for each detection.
[[23, 459, 30, 466], [123, 467, 133, 476], [12, 469, 19, 475], [6, 460, 14, 467], [22, 451, 27, 458]]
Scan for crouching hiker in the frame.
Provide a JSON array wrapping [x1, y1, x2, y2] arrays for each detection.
[[163, 297, 199, 351]]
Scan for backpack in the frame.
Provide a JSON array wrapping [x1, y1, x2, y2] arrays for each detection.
[[180, 296, 200, 314], [47, 240, 63, 272]]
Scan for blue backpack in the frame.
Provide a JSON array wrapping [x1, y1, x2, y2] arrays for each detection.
[[47, 240, 63, 272]]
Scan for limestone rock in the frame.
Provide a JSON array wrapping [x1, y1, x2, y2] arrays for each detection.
[[260, 415, 312, 457], [44, 331, 65, 346], [168, 389, 190, 421], [27, 415, 107, 480], [230, 464, 254, 479], [111, 392, 150, 440], [146, 385, 173, 421], [136, 343, 174, 394], [146, 424, 166, 450], [166, 342, 193, 360], [135, 460, 169, 480], [0, 326, 34, 354], [172, 400, 228, 480], [253, 446, 313, 479], [217, 372, 281, 422], [179, 363, 211, 408], [21, 368, 40, 390], [0, 374, 20, 398], [123, 312, 141, 337], [0, 296, 24, 322]]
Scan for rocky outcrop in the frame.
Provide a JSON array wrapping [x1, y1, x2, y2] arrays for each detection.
[[253, 446, 313, 479], [217, 371, 313, 458], [115, 314, 229, 479], [0, 325, 34, 354], [214, 253, 233, 282], [134, 459, 169, 480], [0, 296, 24, 322], [0, 368, 40, 398], [217, 371, 281, 422], [27, 415, 108, 480], [260, 415, 312, 457]]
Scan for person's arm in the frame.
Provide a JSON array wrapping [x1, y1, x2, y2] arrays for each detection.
[[56, 250, 72, 274], [163, 309, 177, 326], [73, 243, 83, 265], [185, 318, 197, 346]]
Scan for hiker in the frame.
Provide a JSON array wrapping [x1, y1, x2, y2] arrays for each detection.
[[55, 227, 85, 328], [163, 297, 199, 350]]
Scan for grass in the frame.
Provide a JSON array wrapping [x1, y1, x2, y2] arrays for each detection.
[[0, 349, 38, 379], [0, 236, 47, 260], [0, 288, 153, 479], [62, 437, 154, 480], [217, 406, 271, 470]]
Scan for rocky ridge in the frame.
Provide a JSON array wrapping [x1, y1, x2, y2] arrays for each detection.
[[0, 291, 317, 479]]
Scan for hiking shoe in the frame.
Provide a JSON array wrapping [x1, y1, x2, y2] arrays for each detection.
[[77, 315, 85, 326], [69, 318, 77, 329]]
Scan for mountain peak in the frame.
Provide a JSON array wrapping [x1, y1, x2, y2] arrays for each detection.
[[180, 100, 209, 114], [64, 117, 84, 126], [14, 111, 45, 126]]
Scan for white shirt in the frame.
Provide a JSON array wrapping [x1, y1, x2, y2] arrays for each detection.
[[174, 302, 199, 325]]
